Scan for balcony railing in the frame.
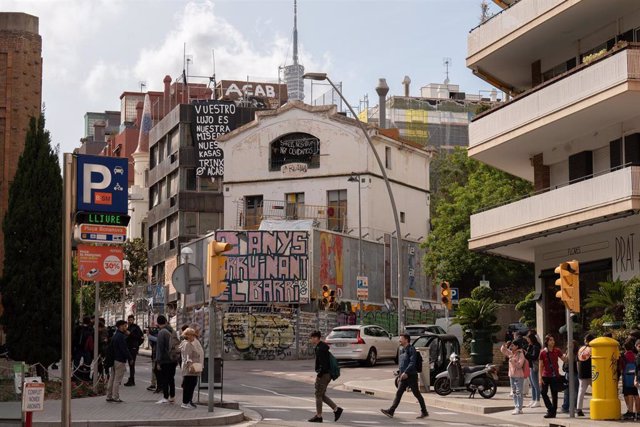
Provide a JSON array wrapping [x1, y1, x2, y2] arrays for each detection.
[[470, 166, 640, 244], [236, 199, 348, 232], [470, 44, 640, 149]]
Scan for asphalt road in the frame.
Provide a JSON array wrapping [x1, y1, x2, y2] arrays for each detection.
[[133, 355, 525, 427]]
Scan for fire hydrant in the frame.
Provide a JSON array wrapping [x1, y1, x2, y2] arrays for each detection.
[[590, 337, 621, 420]]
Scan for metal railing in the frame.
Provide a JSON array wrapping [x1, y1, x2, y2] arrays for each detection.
[[236, 199, 347, 232]]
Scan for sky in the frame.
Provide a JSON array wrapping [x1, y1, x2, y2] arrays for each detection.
[[1, 0, 502, 156]]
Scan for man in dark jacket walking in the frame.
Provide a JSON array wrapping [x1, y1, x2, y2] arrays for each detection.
[[381, 333, 428, 419], [154, 315, 177, 404], [124, 315, 144, 386], [106, 320, 132, 403], [308, 331, 343, 423]]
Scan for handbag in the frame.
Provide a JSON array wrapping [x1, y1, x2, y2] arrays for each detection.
[[191, 362, 203, 373], [546, 350, 568, 392]]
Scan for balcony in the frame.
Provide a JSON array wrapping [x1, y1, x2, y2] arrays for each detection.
[[470, 166, 640, 261], [468, 0, 640, 91], [468, 45, 640, 180], [235, 199, 348, 232]]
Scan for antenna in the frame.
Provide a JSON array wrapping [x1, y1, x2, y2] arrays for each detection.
[[293, 0, 299, 65], [139, 81, 147, 92], [210, 49, 217, 96], [443, 58, 452, 85]]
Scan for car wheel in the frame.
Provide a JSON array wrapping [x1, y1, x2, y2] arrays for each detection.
[[366, 348, 377, 367]]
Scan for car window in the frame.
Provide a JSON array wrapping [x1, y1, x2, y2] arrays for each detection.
[[328, 329, 358, 339], [413, 336, 434, 348], [406, 327, 425, 336], [376, 327, 390, 338], [363, 327, 375, 336]]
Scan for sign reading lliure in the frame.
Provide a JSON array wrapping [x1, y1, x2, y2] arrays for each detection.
[[191, 100, 240, 177]]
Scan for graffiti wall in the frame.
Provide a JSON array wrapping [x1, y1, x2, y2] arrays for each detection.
[[215, 230, 310, 304], [319, 233, 344, 296], [222, 310, 296, 360]]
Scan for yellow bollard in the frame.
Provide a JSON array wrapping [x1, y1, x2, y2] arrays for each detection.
[[590, 337, 621, 420]]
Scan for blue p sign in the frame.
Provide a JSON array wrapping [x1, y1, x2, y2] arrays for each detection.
[[76, 155, 128, 214], [451, 288, 459, 303]]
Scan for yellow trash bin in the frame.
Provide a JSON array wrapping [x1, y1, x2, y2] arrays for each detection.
[[590, 337, 621, 420]]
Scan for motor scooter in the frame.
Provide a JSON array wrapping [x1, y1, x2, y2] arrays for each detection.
[[433, 353, 498, 398]]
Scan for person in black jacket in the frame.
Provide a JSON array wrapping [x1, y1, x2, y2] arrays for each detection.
[[124, 315, 144, 386], [381, 333, 428, 419], [106, 320, 132, 403], [525, 331, 542, 408], [308, 331, 343, 423]]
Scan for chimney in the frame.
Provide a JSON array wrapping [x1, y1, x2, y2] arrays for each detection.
[[376, 78, 390, 129], [135, 101, 143, 127], [402, 76, 411, 97], [163, 75, 172, 116], [94, 120, 106, 143]]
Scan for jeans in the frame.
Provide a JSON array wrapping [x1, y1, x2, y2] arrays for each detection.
[[157, 362, 177, 399], [529, 365, 540, 401], [510, 377, 524, 410], [577, 378, 591, 410], [389, 373, 427, 414], [127, 350, 138, 382], [315, 373, 337, 414], [541, 377, 559, 415], [562, 373, 578, 411], [107, 361, 126, 400], [182, 375, 198, 404]]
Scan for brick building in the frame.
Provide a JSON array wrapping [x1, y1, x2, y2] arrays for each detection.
[[0, 13, 42, 274]]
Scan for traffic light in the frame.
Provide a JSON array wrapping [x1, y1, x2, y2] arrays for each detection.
[[207, 240, 233, 298], [321, 284, 331, 309], [554, 260, 580, 313], [441, 281, 452, 310]]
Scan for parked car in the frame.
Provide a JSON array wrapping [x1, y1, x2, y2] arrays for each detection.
[[405, 324, 447, 341], [326, 325, 398, 367]]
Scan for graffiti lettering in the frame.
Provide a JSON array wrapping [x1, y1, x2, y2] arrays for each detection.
[[615, 233, 635, 273], [222, 313, 295, 360]]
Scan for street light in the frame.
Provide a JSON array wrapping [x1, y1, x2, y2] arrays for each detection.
[[304, 72, 405, 335], [348, 173, 364, 324], [122, 259, 131, 320]]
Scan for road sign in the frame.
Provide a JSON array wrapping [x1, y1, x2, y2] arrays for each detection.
[[22, 381, 45, 412], [77, 244, 124, 282], [75, 224, 127, 244], [479, 280, 490, 288], [75, 211, 130, 226], [451, 287, 459, 304], [76, 155, 128, 214], [172, 263, 204, 295], [357, 276, 369, 300]]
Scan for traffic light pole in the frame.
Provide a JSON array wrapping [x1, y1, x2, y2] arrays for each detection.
[[208, 298, 215, 413], [566, 308, 575, 418]]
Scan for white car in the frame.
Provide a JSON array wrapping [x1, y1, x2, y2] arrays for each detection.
[[325, 325, 398, 367]]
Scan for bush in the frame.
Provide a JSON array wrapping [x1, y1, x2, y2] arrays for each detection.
[[624, 277, 640, 329], [590, 313, 614, 337], [471, 286, 494, 301], [515, 291, 536, 328]]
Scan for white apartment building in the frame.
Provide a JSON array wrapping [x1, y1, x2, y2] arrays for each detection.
[[219, 101, 433, 243], [467, 0, 640, 336]]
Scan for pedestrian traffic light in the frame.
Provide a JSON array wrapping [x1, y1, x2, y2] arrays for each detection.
[[441, 281, 452, 310], [554, 260, 580, 313], [207, 240, 232, 298]]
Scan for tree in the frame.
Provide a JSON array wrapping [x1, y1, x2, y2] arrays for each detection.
[[1, 116, 61, 375], [515, 291, 537, 328], [424, 147, 534, 297], [584, 278, 626, 321]]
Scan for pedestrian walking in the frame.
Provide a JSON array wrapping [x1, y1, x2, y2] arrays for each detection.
[[620, 337, 639, 420], [179, 327, 204, 409], [501, 340, 527, 415], [146, 325, 160, 392], [525, 331, 541, 408], [154, 315, 178, 404], [576, 333, 594, 417], [539, 334, 566, 419], [381, 333, 429, 420], [124, 315, 144, 387], [308, 331, 343, 423], [106, 320, 132, 403]]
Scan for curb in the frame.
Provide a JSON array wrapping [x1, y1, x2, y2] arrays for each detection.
[[340, 383, 513, 415], [33, 410, 245, 427]]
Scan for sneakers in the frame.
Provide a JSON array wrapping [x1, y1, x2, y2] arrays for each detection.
[[623, 411, 635, 420], [112, 398, 123, 403], [543, 413, 556, 419], [417, 411, 429, 419], [334, 407, 343, 422], [155, 398, 169, 404], [123, 380, 135, 387], [308, 415, 323, 423], [189, 402, 197, 409], [511, 409, 522, 415], [181, 403, 195, 409], [146, 385, 156, 391], [168, 397, 175, 404], [576, 409, 585, 417], [530, 400, 540, 408], [381, 409, 394, 418], [106, 397, 114, 402]]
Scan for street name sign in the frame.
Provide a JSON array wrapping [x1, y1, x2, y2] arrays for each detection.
[[75, 224, 127, 244], [76, 155, 128, 214]]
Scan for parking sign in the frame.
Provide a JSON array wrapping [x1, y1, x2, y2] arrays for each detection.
[[76, 155, 128, 214], [451, 287, 459, 304]]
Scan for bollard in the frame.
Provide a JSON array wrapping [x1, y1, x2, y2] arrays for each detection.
[[590, 337, 621, 420]]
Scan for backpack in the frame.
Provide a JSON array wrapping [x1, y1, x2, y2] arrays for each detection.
[[329, 352, 340, 381], [521, 354, 530, 378], [415, 349, 423, 373], [168, 330, 181, 363], [104, 339, 115, 369], [624, 358, 637, 388]]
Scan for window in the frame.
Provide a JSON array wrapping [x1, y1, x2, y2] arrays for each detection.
[[150, 145, 158, 169], [199, 213, 221, 234], [327, 190, 347, 232], [385, 147, 392, 169], [285, 193, 305, 219], [167, 171, 178, 197], [169, 128, 180, 154], [269, 133, 320, 171], [400, 212, 405, 223], [244, 195, 264, 229], [568, 151, 593, 182], [150, 184, 160, 208], [184, 168, 197, 191], [183, 212, 197, 235], [158, 221, 166, 244], [167, 214, 178, 240], [149, 225, 157, 248], [198, 176, 220, 192]]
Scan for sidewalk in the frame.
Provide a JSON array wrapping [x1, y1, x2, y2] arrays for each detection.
[[33, 383, 244, 427], [340, 378, 624, 427]]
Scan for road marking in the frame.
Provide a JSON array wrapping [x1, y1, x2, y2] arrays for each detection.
[[352, 422, 379, 425], [243, 405, 315, 410], [350, 410, 376, 414], [433, 411, 458, 415], [240, 384, 316, 404], [264, 408, 290, 412], [262, 418, 282, 421]]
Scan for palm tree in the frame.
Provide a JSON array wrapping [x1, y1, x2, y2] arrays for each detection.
[[584, 278, 625, 321]]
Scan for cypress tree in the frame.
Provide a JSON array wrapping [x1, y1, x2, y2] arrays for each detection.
[[1, 115, 62, 375]]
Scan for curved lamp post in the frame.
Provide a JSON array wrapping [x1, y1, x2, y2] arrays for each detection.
[[303, 72, 404, 335]]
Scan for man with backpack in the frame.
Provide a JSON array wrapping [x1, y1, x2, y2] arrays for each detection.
[[381, 333, 428, 419], [154, 315, 179, 404], [308, 331, 343, 423]]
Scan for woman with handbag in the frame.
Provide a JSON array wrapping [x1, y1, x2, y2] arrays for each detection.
[[539, 334, 566, 419], [180, 328, 204, 410]]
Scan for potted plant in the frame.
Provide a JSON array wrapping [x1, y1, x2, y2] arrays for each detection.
[[453, 297, 500, 364]]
